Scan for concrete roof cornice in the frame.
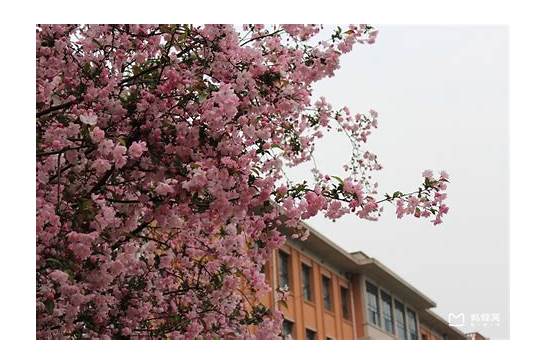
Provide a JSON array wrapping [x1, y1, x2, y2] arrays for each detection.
[[287, 221, 436, 309]]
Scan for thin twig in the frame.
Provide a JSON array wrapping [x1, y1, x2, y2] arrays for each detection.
[[240, 29, 284, 46]]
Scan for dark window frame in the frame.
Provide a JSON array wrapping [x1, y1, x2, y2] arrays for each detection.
[[278, 250, 291, 291], [381, 290, 394, 335], [366, 282, 380, 327], [305, 328, 317, 340], [407, 308, 418, 340], [301, 263, 314, 302], [340, 285, 351, 320], [321, 275, 333, 311], [281, 320, 294, 339], [394, 300, 408, 340]]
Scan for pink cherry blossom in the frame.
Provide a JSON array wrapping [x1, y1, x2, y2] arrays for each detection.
[[79, 112, 97, 126], [112, 144, 127, 168], [90, 127, 105, 143], [128, 141, 147, 159], [155, 182, 175, 196], [422, 169, 434, 179], [36, 24, 448, 340], [91, 158, 111, 175]]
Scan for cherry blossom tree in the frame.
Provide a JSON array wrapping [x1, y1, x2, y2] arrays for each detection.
[[36, 24, 449, 339]]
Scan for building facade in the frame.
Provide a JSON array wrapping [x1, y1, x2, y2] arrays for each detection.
[[260, 224, 472, 340], [465, 332, 488, 340]]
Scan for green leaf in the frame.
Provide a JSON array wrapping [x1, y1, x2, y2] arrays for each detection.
[[46, 258, 65, 270], [45, 299, 55, 314]]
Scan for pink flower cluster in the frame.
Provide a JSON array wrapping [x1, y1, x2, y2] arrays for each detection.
[[394, 171, 450, 225], [36, 24, 447, 340]]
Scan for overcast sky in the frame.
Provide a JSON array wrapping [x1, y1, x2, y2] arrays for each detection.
[[286, 25, 508, 339]]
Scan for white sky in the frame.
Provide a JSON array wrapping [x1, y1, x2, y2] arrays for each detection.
[[286, 25, 509, 339]]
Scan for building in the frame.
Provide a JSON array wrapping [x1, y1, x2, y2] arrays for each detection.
[[259, 223, 474, 340], [465, 332, 488, 340], [419, 309, 467, 340]]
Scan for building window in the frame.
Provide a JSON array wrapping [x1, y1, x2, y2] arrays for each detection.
[[301, 263, 313, 302], [305, 328, 316, 340], [322, 275, 332, 311], [366, 282, 380, 326], [381, 291, 394, 335], [340, 286, 351, 320], [407, 309, 418, 340], [278, 250, 290, 290], [394, 300, 408, 339], [281, 320, 294, 339]]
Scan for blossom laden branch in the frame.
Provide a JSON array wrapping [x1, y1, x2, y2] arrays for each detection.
[[36, 23, 445, 340]]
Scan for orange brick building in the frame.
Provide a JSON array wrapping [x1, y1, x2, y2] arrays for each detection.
[[260, 224, 472, 340]]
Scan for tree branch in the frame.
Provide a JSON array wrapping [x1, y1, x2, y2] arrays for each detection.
[[36, 98, 81, 118], [240, 29, 284, 46]]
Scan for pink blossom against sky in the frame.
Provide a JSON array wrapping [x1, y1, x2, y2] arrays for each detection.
[[286, 25, 509, 339]]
